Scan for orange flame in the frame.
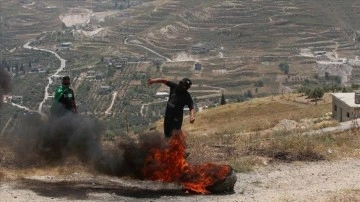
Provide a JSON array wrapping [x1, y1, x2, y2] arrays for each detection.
[[142, 131, 231, 194]]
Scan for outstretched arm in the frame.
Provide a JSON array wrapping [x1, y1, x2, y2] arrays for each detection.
[[147, 78, 169, 86]]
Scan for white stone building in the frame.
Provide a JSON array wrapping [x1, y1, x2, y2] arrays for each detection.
[[332, 93, 360, 122]]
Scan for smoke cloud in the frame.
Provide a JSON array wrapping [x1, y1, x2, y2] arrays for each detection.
[[0, 62, 166, 180], [0, 66, 12, 108], [95, 131, 167, 178], [8, 111, 167, 179], [0, 63, 166, 179], [10, 113, 104, 165]]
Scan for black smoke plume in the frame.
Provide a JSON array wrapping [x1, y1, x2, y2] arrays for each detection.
[[0, 64, 166, 179], [8, 111, 167, 179], [11, 113, 104, 166], [0, 66, 12, 108], [95, 131, 167, 178]]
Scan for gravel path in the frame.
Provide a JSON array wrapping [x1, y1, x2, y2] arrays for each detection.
[[1, 158, 360, 201]]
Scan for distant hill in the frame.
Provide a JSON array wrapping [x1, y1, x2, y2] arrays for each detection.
[[1, 0, 359, 133]]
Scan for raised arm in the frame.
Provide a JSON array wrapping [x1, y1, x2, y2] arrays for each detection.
[[147, 78, 169, 86]]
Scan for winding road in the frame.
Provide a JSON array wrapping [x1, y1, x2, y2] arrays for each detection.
[[105, 91, 118, 115], [1, 39, 65, 125], [23, 41, 67, 115]]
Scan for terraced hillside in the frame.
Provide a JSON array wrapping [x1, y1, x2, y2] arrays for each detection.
[[1, 0, 360, 133], [119, 0, 360, 59]]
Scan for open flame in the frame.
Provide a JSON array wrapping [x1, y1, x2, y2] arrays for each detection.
[[142, 130, 232, 194]]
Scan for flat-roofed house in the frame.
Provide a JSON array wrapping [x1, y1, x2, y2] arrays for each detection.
[[194, 62, 202, 71], [99, 85, 111, 94], [332, 93, 360, 122], [60, 42, 72, 47], [11, 96, 23, 104]]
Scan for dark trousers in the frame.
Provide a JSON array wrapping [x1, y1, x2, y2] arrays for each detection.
[[164, 115, 183, 138]]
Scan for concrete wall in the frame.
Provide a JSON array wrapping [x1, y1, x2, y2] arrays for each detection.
[[332, 96, 358, 122]]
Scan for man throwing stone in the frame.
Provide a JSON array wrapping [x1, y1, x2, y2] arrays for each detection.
[[147, 77, 195, 138]]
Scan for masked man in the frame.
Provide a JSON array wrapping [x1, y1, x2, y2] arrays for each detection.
[[148, 77, 195, 138]]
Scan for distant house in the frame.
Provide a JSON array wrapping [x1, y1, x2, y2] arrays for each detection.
[[95, 72, 105, 80], [332, 93, 360, 122], [119, 57, 128, 65], [115, 64, 123, 69], [191, 43, 210, 54], [11, 96, 23, 104], [130, 99, 142, 105], [29, 68, 39, 73], [334, 58, 347, 63], [60, 42, 72, 47], [29, 67, 46, 73], [86, 70, 96, 79], [194, 62, 202, 71], [87, 70, 95, 75], [99, 86, 111, 94], [314, 51, 326, 56]]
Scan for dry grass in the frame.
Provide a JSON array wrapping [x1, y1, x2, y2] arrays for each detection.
[[0, 164, 91, 180], [186, 128, 360, 172], [228, 156, 267, 173], [0, 154, 92, 180], [312, 119, 338, 130], [182, 93, 360, 171], [326, 189, 360, 202], [183, 93, 332, 135]]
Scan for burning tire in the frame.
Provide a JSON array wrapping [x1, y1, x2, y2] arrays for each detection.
[[142, 131, 238, 194], [206, 169, 237, 194]]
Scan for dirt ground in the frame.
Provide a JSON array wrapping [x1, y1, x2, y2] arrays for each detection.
[[1, 158, 360, 202]]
